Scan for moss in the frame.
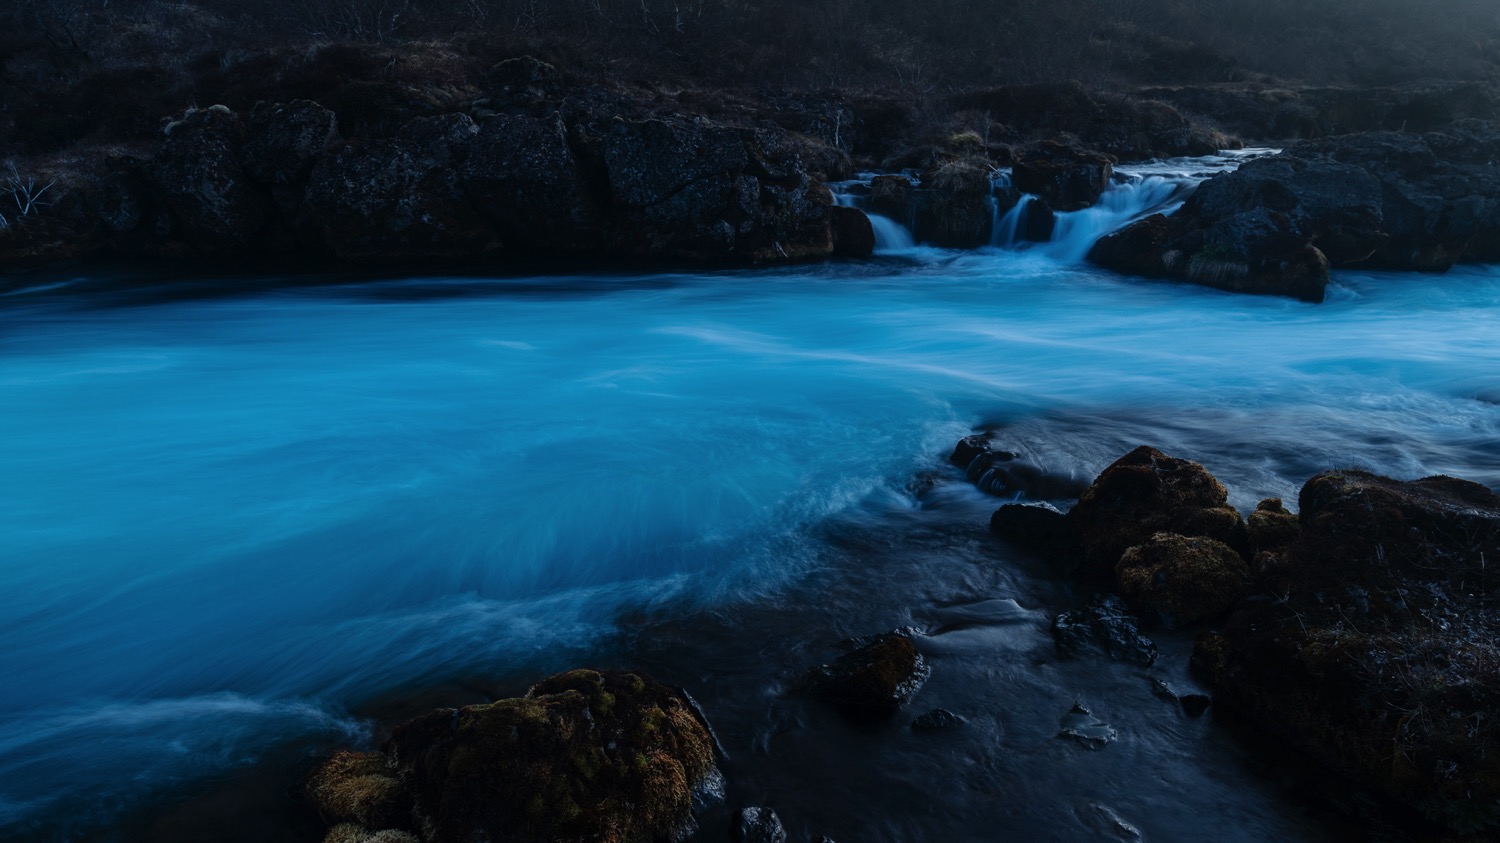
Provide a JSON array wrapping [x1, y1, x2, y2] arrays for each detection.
[[1116, 532, 1250, 627], [307, 751, 409, 831], [379, 668, 716, 843], [1247, 497, 1300, 555], [802, 632, 930, 716]]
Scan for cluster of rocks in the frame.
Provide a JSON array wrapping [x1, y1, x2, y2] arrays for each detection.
[[1088, 120, 1500, 302], [972, 438, 1500, 837], [0, 59, 875, 270]]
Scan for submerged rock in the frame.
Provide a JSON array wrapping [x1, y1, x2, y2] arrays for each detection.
[[1059, 703, 1117, 749], [1052, 594, 1158, 665], [1067, 446, 1248, 582], [1197, 470, 1500, 836], [911, 708, 965, 730], [802, 631, 929, 716], [308, 668, 719, 843], [1115, 532, 1250, 627]]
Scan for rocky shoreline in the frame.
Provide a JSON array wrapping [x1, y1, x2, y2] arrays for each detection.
[[291, 440, 1500, 843], [4, 48, 1499, 303]]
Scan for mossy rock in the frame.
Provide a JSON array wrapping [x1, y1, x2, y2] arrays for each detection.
[[388, 669, 716, 843], [1067, 445, 1249, 581], [1247, 497, 1299, 556], [1116, 532, 1250, 627], [307, 751, 409, 831], [309, 669, 718, 843], [802, 632, 929, 717]]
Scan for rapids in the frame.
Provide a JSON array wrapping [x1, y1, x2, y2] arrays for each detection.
[[2, 155, 1498, 841]]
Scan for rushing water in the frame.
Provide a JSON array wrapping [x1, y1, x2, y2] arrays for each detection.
[[3, 168, 1500, 841]]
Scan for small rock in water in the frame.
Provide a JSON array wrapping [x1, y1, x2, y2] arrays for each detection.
[[1149, 677, 1178, 702], [801, 631, 929, 717], [1052, 594, 1158, 666], [911, 708, 965, 730], [736, 807, 788, 843], [1059, 703, 1117, 749], [1179, 694, 1211, 717], [1083, 802, 1145, 842]]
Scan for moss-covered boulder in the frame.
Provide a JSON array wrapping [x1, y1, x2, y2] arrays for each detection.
[[1067, 446, 1248, 581], [1116, 532, 1250, 627], [912, 158, 993, 247], [1196, 470, 1500, 836], [801, 632, 929, 717], [1012, 140, 1114, 212], [308, 669, 719, 843], [1246, 497, 1300, 557]]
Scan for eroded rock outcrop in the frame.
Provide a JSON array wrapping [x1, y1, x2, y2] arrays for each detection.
[[308, 668, 720, 843], [801, 631, 929, 717], [1089, 121, 1500, 301], [1196, 471, 1500, 836]]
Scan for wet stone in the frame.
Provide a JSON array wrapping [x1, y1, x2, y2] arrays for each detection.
[[736, 807, 788, 843], [1059, 703, 1117, 749], [1052, 594, 1158, 666], [1179, 694, 1212, 717], [911, 708, 965, 731]]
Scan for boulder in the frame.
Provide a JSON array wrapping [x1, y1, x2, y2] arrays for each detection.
[[152, 106, 271, 252], [1052, 594, 1158, 665], [868, 174, 914, 221], [990, 503, 1077, 560], [242, 100, 339, 186], [1115, 532, 1250, 627], [462, 113, 599, 252], [912, 158, 993, 247], [1196, 470, 1500, 836], [1066, 446, 1248, 581], [1090, 121, 1500, 300], [828, 205, 875, 258], [1246, 497, 1299, 556], [1012, 141, 1114, 211], [302, 115, 498, 260], [308, 669, 720, 843], [801, 632, 929, 717], [736, 807, 788, 843]]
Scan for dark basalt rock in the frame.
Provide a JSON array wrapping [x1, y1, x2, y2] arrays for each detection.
[[868, 174, 914, 221], [1090, 120, 1500, 300], [308, 668, 719, 843], [828, 204, 875, 258], [802, 631, 929, 716], [912, 157, 993, 248], [950, 435, 1088, 500], [1012, 140, 1114, 212], [990, 502, 1077, 556], [461, 113, 599, 252], [242, 100, 339, 186], [152, 106, 271, 252], [1197, 470, 1500, 836], [1115, 532, 1250, 628], [1059, 703, 1117, 749], [1052, 594, 1158, 666], [911, 708, 965, 730], [736, 807, 788, 843], [1067, 446, 1248, 582]]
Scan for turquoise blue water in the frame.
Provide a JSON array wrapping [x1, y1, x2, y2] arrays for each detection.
[[2, 254, 1498, 838]]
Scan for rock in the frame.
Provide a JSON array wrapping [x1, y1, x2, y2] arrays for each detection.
[[1059, 703, 1117, 749], [1091, 121, 1500, 300], [802, 632, 929, 716], [302, 116, 498, 260], [828, 205, 875, 258], [951, 436, 1088, 500], [152, 106, 271, 252], [308, 669, 718, 843], [462, 113, 599, 252], [1197, 470, 1500, 836], [736, 807, 788, 843], [1067, 446, 1248, 582], [1052, 594, 1158, 665], [1246, 497, 1299, 556], [1115, 533, 1250, 627], [1012, 140, 1114, 211], [307, 751, 409, 832], [990, 503, 1078, 559], [242, 100, 339, 186], [324, 825, 420, 843], [911, 708, 965, 730], [912, 158, 993, 247], [868, 174, 913, 221], [1178, 694, 1211, 717], [949, 434, 1011, 470], [479, 56, 560, 104]]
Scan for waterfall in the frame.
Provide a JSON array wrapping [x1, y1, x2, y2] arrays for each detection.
[[867, 214, 916, 251], [992, 195, 1036, 248], [1038, 175, 1192, 262]]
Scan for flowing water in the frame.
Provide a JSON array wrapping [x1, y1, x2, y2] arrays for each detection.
[[3, 156, 1499, 841]]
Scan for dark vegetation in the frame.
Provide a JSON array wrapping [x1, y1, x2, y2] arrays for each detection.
[[5, 0, 1500, 158]]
